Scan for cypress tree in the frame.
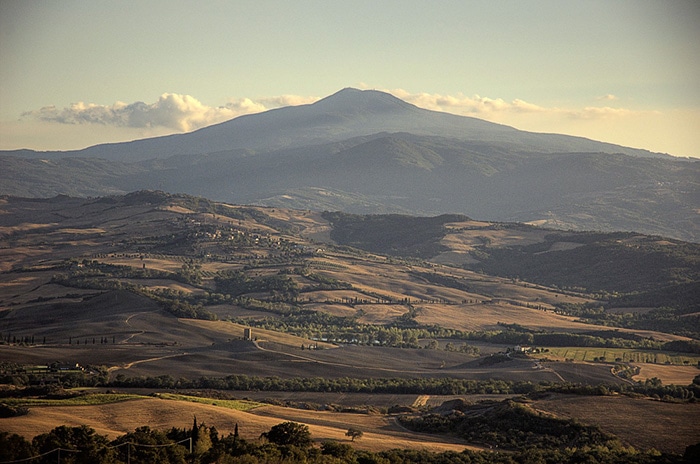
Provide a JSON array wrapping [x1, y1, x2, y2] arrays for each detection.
[[191, 416, 199, 445]]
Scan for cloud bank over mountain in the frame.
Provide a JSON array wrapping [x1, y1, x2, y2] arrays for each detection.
[[22, 93, 319, 132], [384, 88, 655, 120], [16, 87, 686, 157], [22, 89, 648, 132]]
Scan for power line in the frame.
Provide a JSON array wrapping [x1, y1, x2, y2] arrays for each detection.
[[0, 438, 192, 464], [0, 448, 77, 464]]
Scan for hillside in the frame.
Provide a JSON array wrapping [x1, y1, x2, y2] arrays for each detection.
[[1, 192, 697, 374], [2, 88, 697, 242], [324, 212, 700, 303], [1, 191, 699, 461]]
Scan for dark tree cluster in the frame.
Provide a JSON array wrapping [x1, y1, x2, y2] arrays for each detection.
[[400, 399, 618, 450], [102, 374, 700, 401], [0, 421, 692, 464]]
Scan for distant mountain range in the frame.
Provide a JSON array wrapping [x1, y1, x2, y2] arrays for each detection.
[[1, 88, 698, 241]]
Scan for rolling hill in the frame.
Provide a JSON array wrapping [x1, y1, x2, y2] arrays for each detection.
[[1, 191, 697, 354], [1, 191, 699, 460]]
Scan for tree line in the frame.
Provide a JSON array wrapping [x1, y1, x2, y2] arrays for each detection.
[[555, 303, 700, 340], [2, 363, 699, 401], [1, 419, 694, 464], [103, 373, 700, 401]]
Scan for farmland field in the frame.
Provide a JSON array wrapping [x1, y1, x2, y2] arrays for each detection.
[[1, 193, 698, 461], [633, 364, 700, 386], [3, 390, 697, 455], [0, 395, 476, 453], [534, 394, 700, 454], [544, 347, 700, 366]]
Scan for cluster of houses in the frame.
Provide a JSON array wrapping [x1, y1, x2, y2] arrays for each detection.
[[21, 362, 85, 383]]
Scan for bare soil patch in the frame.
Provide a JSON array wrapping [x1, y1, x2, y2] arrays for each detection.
[[178, 320, 336, 350], [441, 222, 549, 251], [534, 394, 700, 454], [119, 278, 205, 295], [431, 251, 479, 266], [101, 256, 184, 273], [0, 247, 52, 271], [303, 303, 358, 318], [415, 302, 591, 332], [356, 304, 407, 325], [633, 364, 700, 385], [250, 404, 478, 452]]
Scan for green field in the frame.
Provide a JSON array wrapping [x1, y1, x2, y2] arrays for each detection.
[[2, 392, 264, 411], [544, 347, 700, 365], [2, 393, 145, 407], [155, 393, 263, 411]]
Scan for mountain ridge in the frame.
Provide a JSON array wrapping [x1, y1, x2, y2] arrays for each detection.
[[5, 88, 668, 161]]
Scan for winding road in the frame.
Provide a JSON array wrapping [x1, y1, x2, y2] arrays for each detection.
[[107, 310, 189, 373]]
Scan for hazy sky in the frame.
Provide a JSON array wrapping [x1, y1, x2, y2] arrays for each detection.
[[1, 0, 698, 157]]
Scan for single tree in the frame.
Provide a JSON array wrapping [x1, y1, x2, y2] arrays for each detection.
[[0, 432, 34, 462], [260, 422, 312, 448], [113, 426, 186, 464], [191, 416, 199, 444], [345, 428, 363, 442], [322, 440, 354, 459], [33, 425, 116, 464]]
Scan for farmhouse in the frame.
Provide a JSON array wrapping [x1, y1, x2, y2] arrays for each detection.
[[48, 362, 84, 372]]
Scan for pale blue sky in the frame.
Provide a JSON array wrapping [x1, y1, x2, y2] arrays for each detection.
[[1, 0, 698, 157]]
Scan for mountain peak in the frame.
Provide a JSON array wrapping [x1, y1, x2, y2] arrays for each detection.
[[311, 88, 418, 114], [7, 87, 669, 163]]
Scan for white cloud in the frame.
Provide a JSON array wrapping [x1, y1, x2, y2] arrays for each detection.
[[257, 94, 319, 108], [23, 93, 238, 131], [222, 97, 267, 115], [22, 93, 319, 132], [7, 89, 696, 157], [571, 106, 637, 120], [20, 88, 657, 139], [385, 88, 549, 115], [383, 88, 655, 122]]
